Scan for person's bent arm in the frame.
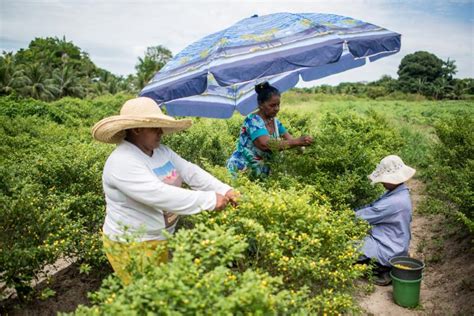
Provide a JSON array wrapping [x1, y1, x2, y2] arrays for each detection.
[[253, 134, 313, 151], [105, 157, 226, 214], [168, 148, 240, 206], [355, 199, 398, 225]]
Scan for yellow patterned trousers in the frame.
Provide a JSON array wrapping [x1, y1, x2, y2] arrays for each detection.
[[103, 234, 168, 285]]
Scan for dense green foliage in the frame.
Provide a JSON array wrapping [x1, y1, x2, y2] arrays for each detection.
[[278, 93, 473, 172], [135, 45, 173, 90], [0, 94, 128, 298], [73, 225, 322, 315], [71, 167, 371, 315], [397, 51, 459, 99], [0, 37, 173, 101], [298, 76, 474, 101], [268, 111, 403, 209], [423, 116, 474, 232], [0, 37, 134, 100]]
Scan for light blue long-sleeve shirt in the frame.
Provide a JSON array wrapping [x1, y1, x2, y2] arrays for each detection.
[[355, 183, 412, 266]]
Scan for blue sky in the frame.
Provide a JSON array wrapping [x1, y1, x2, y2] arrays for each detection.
[[1, 0, 473, 86]]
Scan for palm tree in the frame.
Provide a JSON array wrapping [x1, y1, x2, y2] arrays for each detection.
[[21, 63, 56, 101], [442, 58, 457, 81], [122, 74, 138, 93], [435, 77, 454, 99], [98, 70, 119, 94], [432, 84, 445, 100], [414, 78, 427, 94], [135, 71, 150, 90], [135, 45, 172, 89], [49, 65, 84, 98], [89, 70, 124, 96], [452, 79, 469, 99], [0, 52, 28, 95]]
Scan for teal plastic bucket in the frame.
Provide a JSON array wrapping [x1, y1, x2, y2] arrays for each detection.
[[390, 272, 422, 308]]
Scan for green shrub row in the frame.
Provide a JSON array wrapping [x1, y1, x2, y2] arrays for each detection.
[[0, 95, 128, 298], [422, 116, 474, 232], [71, 225, 321, 315]]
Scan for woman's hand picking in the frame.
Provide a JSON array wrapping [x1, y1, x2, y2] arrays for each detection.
[[225, 189, 240, 207]]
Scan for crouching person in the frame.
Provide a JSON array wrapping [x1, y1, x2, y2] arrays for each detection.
[[355, 155, 416, 286]]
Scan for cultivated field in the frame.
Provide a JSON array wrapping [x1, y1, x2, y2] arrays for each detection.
[[1, 92, 472, 315]]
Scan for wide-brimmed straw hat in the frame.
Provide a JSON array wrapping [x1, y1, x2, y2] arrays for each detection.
[[92, 97, 192, 144], [368, 155, 416, 185]]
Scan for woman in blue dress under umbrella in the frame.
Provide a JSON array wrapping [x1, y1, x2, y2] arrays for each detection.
[[227, 82, 313, 177]]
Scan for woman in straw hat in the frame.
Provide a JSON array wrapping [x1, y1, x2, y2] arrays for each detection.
[[355, 155, 416, 286], [92, 97, 238, 284]]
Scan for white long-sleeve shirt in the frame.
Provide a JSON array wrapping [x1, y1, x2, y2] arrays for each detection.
[[102, 140, 232, 241]]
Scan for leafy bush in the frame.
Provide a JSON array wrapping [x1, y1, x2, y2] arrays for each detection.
[[72, 225, 317, 315], [268, 111, 404, 209], [0, 94, 129, 125], [0, 142, 110, 296], [163, 117, 239, 167], [184, 168, 369, 313], [1, 37, 137, 101], [0, 95, 127, 296], [423, 115, 474, 232]]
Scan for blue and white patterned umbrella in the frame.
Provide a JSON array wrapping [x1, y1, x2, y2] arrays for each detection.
[[140, 12, 401, 118]]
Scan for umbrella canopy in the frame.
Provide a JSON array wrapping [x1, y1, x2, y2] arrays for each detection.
[[140, 12, 401, 118]]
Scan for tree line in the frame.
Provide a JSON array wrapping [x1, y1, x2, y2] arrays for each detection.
[[1, 37, 473, 101], [299, 51, 474, 100], [0, 37, 171, 101]]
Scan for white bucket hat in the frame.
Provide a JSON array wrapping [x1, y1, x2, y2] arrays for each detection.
[[368, 155, 416, 185], [92, 97, 192, 144]]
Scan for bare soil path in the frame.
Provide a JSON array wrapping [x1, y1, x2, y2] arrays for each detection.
[[358, 178, 474, 315], [0, 264, 108, 315]]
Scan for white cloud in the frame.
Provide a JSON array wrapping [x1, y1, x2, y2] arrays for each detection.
[[1, 0, 473, 85]]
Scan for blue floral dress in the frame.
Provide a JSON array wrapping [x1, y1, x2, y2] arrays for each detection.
[[227, 113, 287, 177]]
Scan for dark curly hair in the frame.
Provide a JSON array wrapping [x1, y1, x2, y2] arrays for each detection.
[[255, 82, 280, 105]]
